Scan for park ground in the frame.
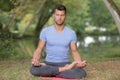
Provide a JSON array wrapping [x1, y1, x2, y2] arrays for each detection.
[[0, 58, 120, 80]]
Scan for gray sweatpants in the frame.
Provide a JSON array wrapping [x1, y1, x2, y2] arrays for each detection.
[[30, 61, 86, 79]]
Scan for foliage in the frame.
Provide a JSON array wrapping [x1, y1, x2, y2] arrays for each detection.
[[114, 0, 120, 9], [0, 0, 15, 11], [0, 0, 120, 36], [88, 0, 115, 28], [0, 30, 15, 59], [63, 0, 90, 34], [0, 12, 9, 24], [18, 13, 33, 31]]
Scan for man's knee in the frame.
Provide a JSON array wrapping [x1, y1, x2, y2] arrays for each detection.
[[30, 66, 56, 76], [30, 66, 40, 76], [56, 68, 87, 78], [81, 69, 87, 78]]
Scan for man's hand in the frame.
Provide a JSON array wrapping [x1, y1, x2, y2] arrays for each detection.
[[76, 60, 87, 68], [31, 59, 46, 66], [31, 59, 41, 66]]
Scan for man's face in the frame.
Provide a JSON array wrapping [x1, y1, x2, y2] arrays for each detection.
[[53, 9, 66, 26]]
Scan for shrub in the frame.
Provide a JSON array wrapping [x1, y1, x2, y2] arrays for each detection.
[[0, 30, 15, 59]]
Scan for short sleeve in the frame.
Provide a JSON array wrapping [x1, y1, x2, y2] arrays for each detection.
[[71, 31, 77, 43], [39, 29, 46, 41]]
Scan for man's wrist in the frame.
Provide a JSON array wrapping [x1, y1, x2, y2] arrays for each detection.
[[32, 58, 39, 61]]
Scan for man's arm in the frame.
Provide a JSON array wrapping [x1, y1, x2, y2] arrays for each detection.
[[32, 40, 46, 66], [70, 43, 87, 68]]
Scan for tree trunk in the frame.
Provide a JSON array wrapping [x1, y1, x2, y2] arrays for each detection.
[[103, 0, 120, 33], [19, 0, 47, 37]]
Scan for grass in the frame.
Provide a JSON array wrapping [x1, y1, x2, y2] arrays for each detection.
[[0, 60, 36, 80], [86, 60, 120, 80], [0, 59, 120, 80]]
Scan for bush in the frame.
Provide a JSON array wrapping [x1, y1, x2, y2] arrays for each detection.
[[0, 30, 15, 59]]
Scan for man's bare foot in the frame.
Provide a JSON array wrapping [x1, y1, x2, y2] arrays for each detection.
[[59, 61, 78, 72], [39, 63, 46, 66], [64, 61, 78, 70], [34, 63, 46, 66]]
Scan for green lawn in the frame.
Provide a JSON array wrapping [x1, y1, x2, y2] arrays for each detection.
[[0, 59, 120, 80]]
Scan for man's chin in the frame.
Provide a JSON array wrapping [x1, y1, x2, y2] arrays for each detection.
[[56, 23, 64, 26]]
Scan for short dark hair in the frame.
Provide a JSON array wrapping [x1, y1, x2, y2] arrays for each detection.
[[52, 4, 66, 14]]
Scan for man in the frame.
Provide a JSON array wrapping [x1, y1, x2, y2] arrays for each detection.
[[30, 4, 87, 79]]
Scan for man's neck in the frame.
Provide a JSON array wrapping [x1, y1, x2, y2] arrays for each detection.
[[54, 24, 65, 33]]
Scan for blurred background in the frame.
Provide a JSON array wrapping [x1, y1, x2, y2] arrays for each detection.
[[0, 0, 120, 80]]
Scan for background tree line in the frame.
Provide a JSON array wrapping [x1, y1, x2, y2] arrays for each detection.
[[0, 0, 120, 36], [0, 0, 120, 59]]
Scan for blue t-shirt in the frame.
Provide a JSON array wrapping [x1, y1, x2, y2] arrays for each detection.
[[39, 25, 77, 62]]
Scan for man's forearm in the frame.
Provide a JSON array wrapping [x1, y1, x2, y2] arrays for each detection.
[[33, 48, 42, 60], [72, 51, 82, 61], [32, 40, 45, 60]]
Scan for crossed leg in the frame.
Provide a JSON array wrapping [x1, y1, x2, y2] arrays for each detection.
[[30, 61, 86, 79]]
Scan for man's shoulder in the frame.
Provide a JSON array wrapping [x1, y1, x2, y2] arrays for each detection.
[[42, 25, 53, 31], [65, 26, 75, 33]]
